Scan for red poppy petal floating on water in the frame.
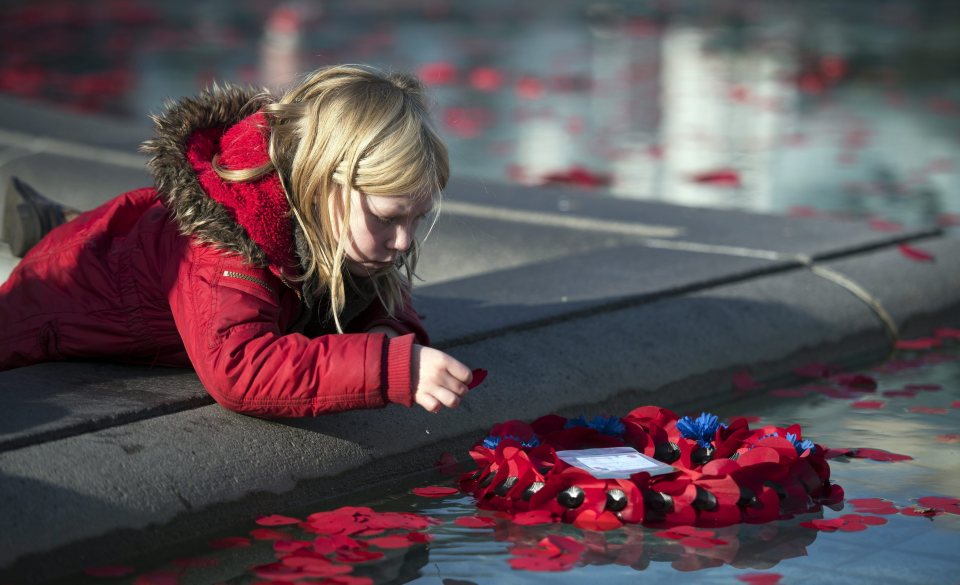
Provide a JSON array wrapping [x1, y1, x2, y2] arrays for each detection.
[[256, 514, 302, 526], [908, 406, 948, 414], [916, 496, 960, 514], [412, 486, 460, 498], [84, 566, 136, 578], [679, 535, 728, 549], [508, 556, 575, 572], [835, 374, 877, 391], [732, 369, 761, 391], [824, 447, 913, 462], [896, 338, 940, 350], [900, 506, 942, 517], [690, 168, 742, 187], [848, 498, 899, 513], [898, 243, 935, 262], [250, 528, 290, 540], [469, 67, 504, 92], [274, 539, 312, 553], [418, 61, 456, 85], [367, 535, 415, 549], [467, 369, 488, 390], [133, 572, 180, 585], [794, 362, 840, 378], [905, 383, 942, 391], [736, 573, 783, 585], [511, 510, 556, 526], [171, 556, 220, 568], [934, 327, 960, 339], [867, 218, 903, 232], [454, 515, 498, 528], [208, 536, 251, 549], [850, 400, 885, 409], [334, 549, 385, 563], [937, 434, 960, 443]]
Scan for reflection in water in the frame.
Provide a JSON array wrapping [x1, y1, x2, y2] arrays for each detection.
[[1, 1, 957, 227]]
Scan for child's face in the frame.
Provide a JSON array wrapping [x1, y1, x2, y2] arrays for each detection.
[[335, 188, 434, 277]]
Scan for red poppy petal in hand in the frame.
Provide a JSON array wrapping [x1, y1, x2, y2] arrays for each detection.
[[413, 486, 459, 498], [467, 369, 488, 390]]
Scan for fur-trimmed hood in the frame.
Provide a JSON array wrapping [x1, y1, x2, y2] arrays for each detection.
[[140, 84, 298, 277]]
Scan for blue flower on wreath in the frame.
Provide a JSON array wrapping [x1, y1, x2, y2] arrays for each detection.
[[786, 432, 816, 454], [755, 431, 816, 455], [676, 412, 725, 448], [483, 434, 540, 449], [564, 415, 626, 437]]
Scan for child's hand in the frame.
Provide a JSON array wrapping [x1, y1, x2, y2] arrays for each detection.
[[412, 344, 473, 413]]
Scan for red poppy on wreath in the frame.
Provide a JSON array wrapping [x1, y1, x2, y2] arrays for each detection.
[[459, 406, 842, 530]]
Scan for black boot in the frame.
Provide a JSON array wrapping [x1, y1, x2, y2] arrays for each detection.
[[2, 177, 69, 258]]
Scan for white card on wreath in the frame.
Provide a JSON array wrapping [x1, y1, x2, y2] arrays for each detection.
[[556, 446, 675, 479]]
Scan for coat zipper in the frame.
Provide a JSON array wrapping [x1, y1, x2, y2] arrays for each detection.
[[222, 270, 274, 294]]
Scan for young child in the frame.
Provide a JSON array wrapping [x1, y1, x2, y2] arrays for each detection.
[[0, 64, 475, 417]]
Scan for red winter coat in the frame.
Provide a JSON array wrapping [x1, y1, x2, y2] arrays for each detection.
[[0, 86, 428, 417]]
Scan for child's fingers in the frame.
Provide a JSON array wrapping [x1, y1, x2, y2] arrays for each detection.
[[415, 392, 441, 414], [431, 387, 462, 409]]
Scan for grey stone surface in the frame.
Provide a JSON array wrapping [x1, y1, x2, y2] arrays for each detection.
[[441, 176, 937, 258], [821, 237, 960, 335], [0, 363, 208, 452], [416, 244, 778, 343]]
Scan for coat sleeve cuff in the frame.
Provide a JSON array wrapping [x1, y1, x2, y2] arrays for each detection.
[[384, 333, 416, 407]]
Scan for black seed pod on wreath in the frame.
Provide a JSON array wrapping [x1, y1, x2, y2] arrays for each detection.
[[654, 442, 681, 463], [605, 489, 628, 512], [479, 473, 494, 488], [522, 481, 545, 501], [557, 486, 585, 508], [691, 445, 715, 465], [644, 490, 673, 512], [737, 486, 759, 507], [692, 486, 718, 511], [764, 480, 787, 500], [494, 476, 518, 496]]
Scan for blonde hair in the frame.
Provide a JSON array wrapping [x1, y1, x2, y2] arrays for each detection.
[[214, 64, 449, 332]]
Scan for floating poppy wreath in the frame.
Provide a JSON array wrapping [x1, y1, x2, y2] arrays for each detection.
[[459, 407, 843, 529]]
